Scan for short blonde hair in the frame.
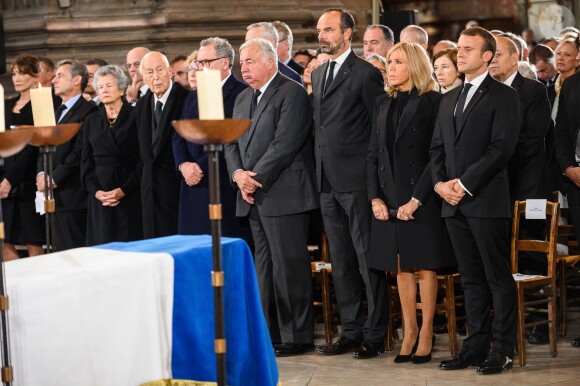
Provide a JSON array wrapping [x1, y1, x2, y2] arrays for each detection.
[[185, 50, 198, 69], [386, 42, 436, 97]]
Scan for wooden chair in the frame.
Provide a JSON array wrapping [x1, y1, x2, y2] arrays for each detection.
[[310, 229, 337, 344], [549, 191, 580, 336], [510, 200, 558, 366], [386, 270, 463, 356]]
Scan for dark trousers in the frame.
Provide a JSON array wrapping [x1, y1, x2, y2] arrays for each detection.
[[249, 206, 313, 344], [55, 209, 87, 251], [445, 210, 517, 357], [566, 185, 580, 242], [319, 188, 388, 343]]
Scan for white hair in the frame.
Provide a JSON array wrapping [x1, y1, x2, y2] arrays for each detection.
[[240, 38, 279, 65]]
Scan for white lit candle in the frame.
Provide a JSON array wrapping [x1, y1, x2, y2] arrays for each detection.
[[196, 68, 224, 120], [30, 84, 56, 126], [0, 84, 4, 132]]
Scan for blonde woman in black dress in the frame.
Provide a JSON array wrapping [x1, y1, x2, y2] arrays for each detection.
[[367, 42, 454, 364]]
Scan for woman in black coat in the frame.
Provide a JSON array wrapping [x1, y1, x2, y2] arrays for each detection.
[[0, 55, 54, 259], [81, 65, 142, 245], [367, 42, 454, 364]]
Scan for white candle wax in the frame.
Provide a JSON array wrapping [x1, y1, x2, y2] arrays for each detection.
[[31, 85, 56, 126], [196, 68, 224, 120]]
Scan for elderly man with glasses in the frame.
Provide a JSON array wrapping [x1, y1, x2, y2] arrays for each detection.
[[172, 37, 252, 241]]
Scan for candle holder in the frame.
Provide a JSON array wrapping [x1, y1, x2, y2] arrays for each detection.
[[12, 123, 82, 254], [172, 118, 250, 386], [0, 127, 35, 386]]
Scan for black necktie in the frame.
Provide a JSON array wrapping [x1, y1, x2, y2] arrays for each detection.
[[152, 100, 163, 149], [154, 100, 163, 128], [55, 104, 67, 123], [324, 61, 336, 95], [250, 90, 261, 118], [454, 83, 473, 132]]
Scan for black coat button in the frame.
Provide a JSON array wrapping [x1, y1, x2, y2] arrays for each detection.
[[410, 178, 415, 185], [380, 164, 385, 171], [380, 182, 385, 188], [409, 162, 414, 167], [379, 147, 383, 152], [408, 144, 414, 149]]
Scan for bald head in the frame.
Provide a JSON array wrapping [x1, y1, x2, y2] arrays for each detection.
[[140, 51, 172, 98], [400, 25, 428, 50], [126, 46, 150, 82]]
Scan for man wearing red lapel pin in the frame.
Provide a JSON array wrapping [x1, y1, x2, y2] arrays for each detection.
[[431, 26, 520, 374], [311, 8, 388, 359], [224, 38, 319, 356]]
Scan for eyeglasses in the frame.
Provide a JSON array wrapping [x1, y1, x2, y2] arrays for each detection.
[[186, 66, 198, 73], [194, 57, 227, 68]]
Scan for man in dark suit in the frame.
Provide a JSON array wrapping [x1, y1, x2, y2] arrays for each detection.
[[172, 37, 251, 241], [36, 59, 98, 251], [490, 36, 553, 345], [311, 8, 388, 359], [135, 51, 188, 238], [225, 38, 319, 356], [431, 27, 520, 374], [245, 22, 303, 85], [553, 42, 580, 349], [273, 21, 304, 75]]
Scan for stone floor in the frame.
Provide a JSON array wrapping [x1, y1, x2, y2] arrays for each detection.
[[277, 312, 580, 386]]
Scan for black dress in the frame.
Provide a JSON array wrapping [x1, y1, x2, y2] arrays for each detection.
[[1, 97, 45, 245], [367, 89, 454, 272], [81, 102, 143, 246]]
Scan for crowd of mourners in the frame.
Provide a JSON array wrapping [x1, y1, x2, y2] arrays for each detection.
[[2, 7, 580, 374]]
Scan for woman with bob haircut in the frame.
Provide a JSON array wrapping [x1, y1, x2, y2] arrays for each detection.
[[367, 42, 454, 363]]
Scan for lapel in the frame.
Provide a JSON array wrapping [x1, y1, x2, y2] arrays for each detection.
[[153, 83, 182, 159], [375, 96, 398, 206], [241, 73, 281, 153], [140, 91, 155, 157], [322, 51, 355, 99], [456, 74, 492, 139], [395, 89, 421, 143], [510, 71, 523, 94], [222, 74, 235, 101], [59, 96, 82, 123]]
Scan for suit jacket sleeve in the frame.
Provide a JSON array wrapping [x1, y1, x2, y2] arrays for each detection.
[[430, 104, 448, 186], [554, 80, 576, 173], [363, 67, 386, 118], [412, 93, 441, 204], [224, 94, 246, 189], [460, 88, 521, 195], [80, 118, 99, 194], [252, 87, 313, 192], [367, 97, 381, 202], [172, 131, 194, 171], [519, 83, 551, 164]]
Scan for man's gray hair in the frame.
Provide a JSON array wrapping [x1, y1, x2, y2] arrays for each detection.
[[200, 37, 235, 69], [93, 64, 129, 93], [56, 59, 90, 92], [273, 21, 293, 48], [240, 38, 279, 65], [366, 54, 386, 67], [401, 25, 429, 45], [247, 22, 279, 47]]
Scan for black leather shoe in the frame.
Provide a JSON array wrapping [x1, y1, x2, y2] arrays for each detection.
[[412, 335, 435, 364], [476, 350, 513, 375], [318, 336, 361, 356], [527, 326, 549, 345], [438, 352, 486, 370], [352, 340, 385, 359], [274, 343, 314, 357], [571, 337, 580, 347]]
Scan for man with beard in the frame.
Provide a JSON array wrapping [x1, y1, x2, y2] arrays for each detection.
[[311, 8, 388, 359]]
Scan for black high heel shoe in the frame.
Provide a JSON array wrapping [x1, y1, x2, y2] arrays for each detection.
[[411, 335, 435, 364], [394, 335, 419, 363]]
